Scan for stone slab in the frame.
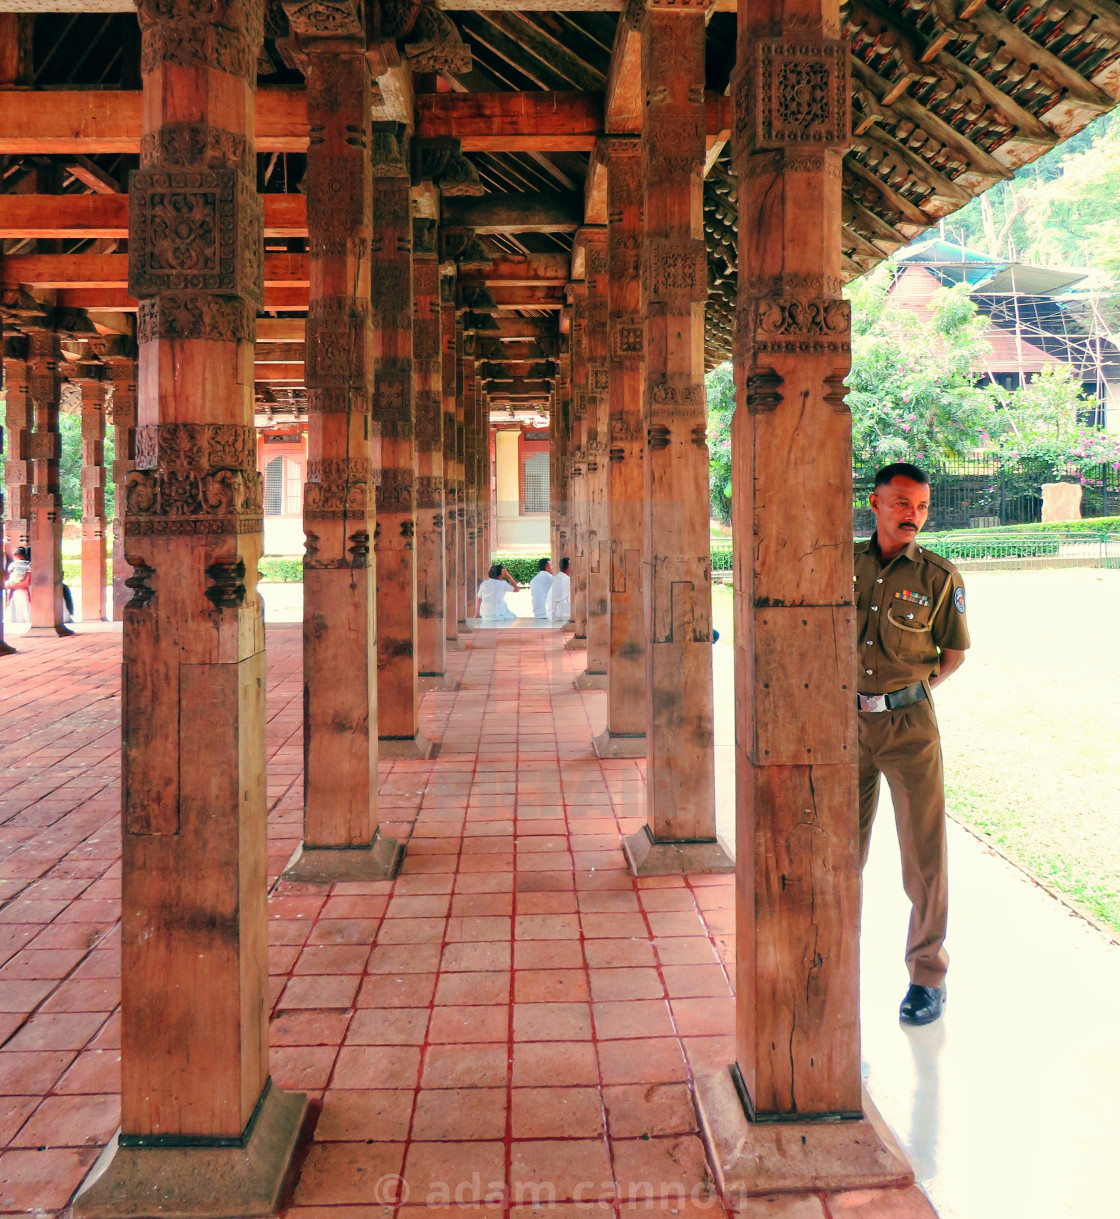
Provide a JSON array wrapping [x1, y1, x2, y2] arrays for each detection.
[[445, 637, 468, 651], [73, 1082, 310, 1219], [622, 826, 735, 876], [693, 1066, 913, 1201], [1041, 482, 1082, 522], [378, 731, 436, 760], [419, 674, 461, 693], [281, 829, 404, 883], [592, 729, 646, 759], [825, 1185, 938, 1217], [573, 669, 607, 691], [564, 634, 586, 651]]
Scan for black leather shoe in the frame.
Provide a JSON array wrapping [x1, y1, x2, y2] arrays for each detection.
[[899, 983, 946, 1026]]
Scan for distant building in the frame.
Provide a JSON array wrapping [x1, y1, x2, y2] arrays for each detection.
[[890, 238, 1120, 432]]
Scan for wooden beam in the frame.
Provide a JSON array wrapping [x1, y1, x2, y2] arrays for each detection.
[[64, 155, 119, 194], [417, 90, 602, 152], [844, 156, 934, 228], [854, 124, 971, 206], [442, 191, 583, 233], [0, 193, 307, 239], [604, 0, 643, 133], [2, 252, 309, 289], [459, 253, 570, 286], [843, 196, 909, 248], [54, 286, 311, 311], [255, 343, 304, 363], [474, 11, 604, 93], [252, 363, 305, 382], [849, 56, 1014, 181], [841, 222, 887, 262], [257, 318, 307, 342]]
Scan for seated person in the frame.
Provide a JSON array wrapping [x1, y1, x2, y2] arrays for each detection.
[[476, 562, 519, 621], [529, 557, 553, 619], [545, 556, 571, 624]]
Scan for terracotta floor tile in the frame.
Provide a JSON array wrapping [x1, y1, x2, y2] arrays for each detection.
[[356, 973, 437, 1009], [9, 1092, 119, 1149], [315, 1089, 413, 1141], [270, 1045, 338, 1091], [0, 979, 53, 1013], [511, 1041, 599, 1087], [450, 893, 514, 917], [306, 918, 381, 946], [294, 944, 372, 974], [509, 1139, 614, 1204], [636, 890, 700, 912], [293, 1141, 406, 1206], [610, 1136, 712, 1199], [0, 1050, 75, 1096], [0, 1096, 38, 1145], [377, 917, 448, 945], [511, 1086, 604, 1138], [440, 942, 512, 972], [516, 892, 579, 915], [2, 1011, 107, 1053], [652, 938, 718, 966], [583, 940, 657, 969], [421, 1042, 509, 1089], [669, 997, 734, 1037], [660, 965, 731, 999], [402, 1141, 507, 1206], [53, 1050, 120, 1095], [367, 944, 442, 974], [332, 1044, 421, 1089], [445, 915, 513, 942], [513, 1002, 592, 1041], [271, 1010, 352, 1047], [514, 969, 590, 1003], [514, 941, 585, 970], [588, 969, 664, 1002], [645, 912, 708, 939], [384, 894, 451, 919], [346, 1008, 429, 1045], [279, 974, 360, 1010], [435, 971, 511, 1006], [0, 1146, 98, 1210], [410, 1086, 507, 1140], [514, 914, 581, 940], [602, 1084, 698, 1138], [592, 1000, 674, 1041], [597, 1039, 688, 1086], [428, 1005, 509, 1044]]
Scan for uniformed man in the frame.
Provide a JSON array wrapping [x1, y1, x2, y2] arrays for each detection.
[[855, 463, 970, 1026]]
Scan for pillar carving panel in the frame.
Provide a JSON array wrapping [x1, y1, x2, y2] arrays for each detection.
[[74, 360, 108, 623], [413, 218, 446, 677], [440, 278, 460, 643], [2, 334, 31, 557], [568, 281, 589, 641], [97, 339, 137, 623], [584, 230, 610, 678], [371, 127, 419, 741], [731, 0, 862, 1118], [605, 139, 646, 739], [555, 331, 571, 569], [25, 325, 68, 635], [297, 37, 382, 847], [119, 0, 269, 1143], [641, 10, 716, 838]]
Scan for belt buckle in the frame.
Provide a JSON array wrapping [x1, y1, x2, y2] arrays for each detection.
[[861, 693, 888, 713]]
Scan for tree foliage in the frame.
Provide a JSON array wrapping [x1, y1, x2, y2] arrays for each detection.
[[706, 362, 734, 524]]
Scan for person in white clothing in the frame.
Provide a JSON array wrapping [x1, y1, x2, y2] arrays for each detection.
[[545, 556, 571, 624], [476, 563, 519, 621], [528, 558, 553, 618]]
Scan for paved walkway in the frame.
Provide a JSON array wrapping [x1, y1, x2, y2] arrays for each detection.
[[0, 618, 1113, 1217]]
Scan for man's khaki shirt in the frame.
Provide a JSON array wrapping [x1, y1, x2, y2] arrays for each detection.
[[854, 533, 971, 695]]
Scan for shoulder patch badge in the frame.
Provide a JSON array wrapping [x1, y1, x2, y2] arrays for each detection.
[[954, 587, 966, 613]]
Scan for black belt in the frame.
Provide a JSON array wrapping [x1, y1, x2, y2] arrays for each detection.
[[857, 682, 927, 713]]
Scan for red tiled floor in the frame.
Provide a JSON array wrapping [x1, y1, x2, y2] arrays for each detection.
[[0, 625, 904, 1219]]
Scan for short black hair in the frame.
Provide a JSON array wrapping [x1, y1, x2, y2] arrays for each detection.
[[537, 557, 550, 572], [488, 563, 502, 579], [559, 556, 570, 573], [874, 462, 930, 490], [14, 547, 29, 560]]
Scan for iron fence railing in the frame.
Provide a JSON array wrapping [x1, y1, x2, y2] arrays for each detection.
[[852, 454, 1120, 533]]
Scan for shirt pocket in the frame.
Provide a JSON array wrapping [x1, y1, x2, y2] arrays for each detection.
[[886, 601, 934, 659]]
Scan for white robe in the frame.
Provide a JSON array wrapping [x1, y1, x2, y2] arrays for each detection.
[[545, 570, 570, 624], [529, 570, 553, 618]]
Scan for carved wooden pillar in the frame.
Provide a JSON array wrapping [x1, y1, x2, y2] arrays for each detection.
[[455, 330, 469, 626], [372, 125, 429, 757], [567, 281, 589, 642], [555, 329, 572, 573], [595, 139, 646, 755], [460, 340, 478, 609], [284, 21, 400, 878], [0, 331, 26, 656], [413, 218, 447, 683], [623, 7, 729, 875], [440, 275, 461, 647], [692, 0, 913, 1196], [73, 353, 108, 622], [99, 337, 137, 622], [478, 388, 491, 575], [74, 0, 308, 1210], [579, 230, 610, 686], [24, 323, 70, 637]]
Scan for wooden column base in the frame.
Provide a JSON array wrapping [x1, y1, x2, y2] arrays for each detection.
[[73, 1082, 309, 1219], [378, 732, 437, 760], [419, 674, 461, 693], [622, 826, 734, 877], [693, 1068, 916, 1201], [573, 669, 607, 691], [24, 624, 74, 639], [282, 830, 404, 884], [446, 637, 468, 651], [592, 729, 645, 759]]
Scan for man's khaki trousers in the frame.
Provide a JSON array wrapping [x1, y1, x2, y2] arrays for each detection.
[[858, 697, 950, 988]]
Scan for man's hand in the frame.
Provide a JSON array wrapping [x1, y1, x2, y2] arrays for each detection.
[[930, 647, 965, 688]]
